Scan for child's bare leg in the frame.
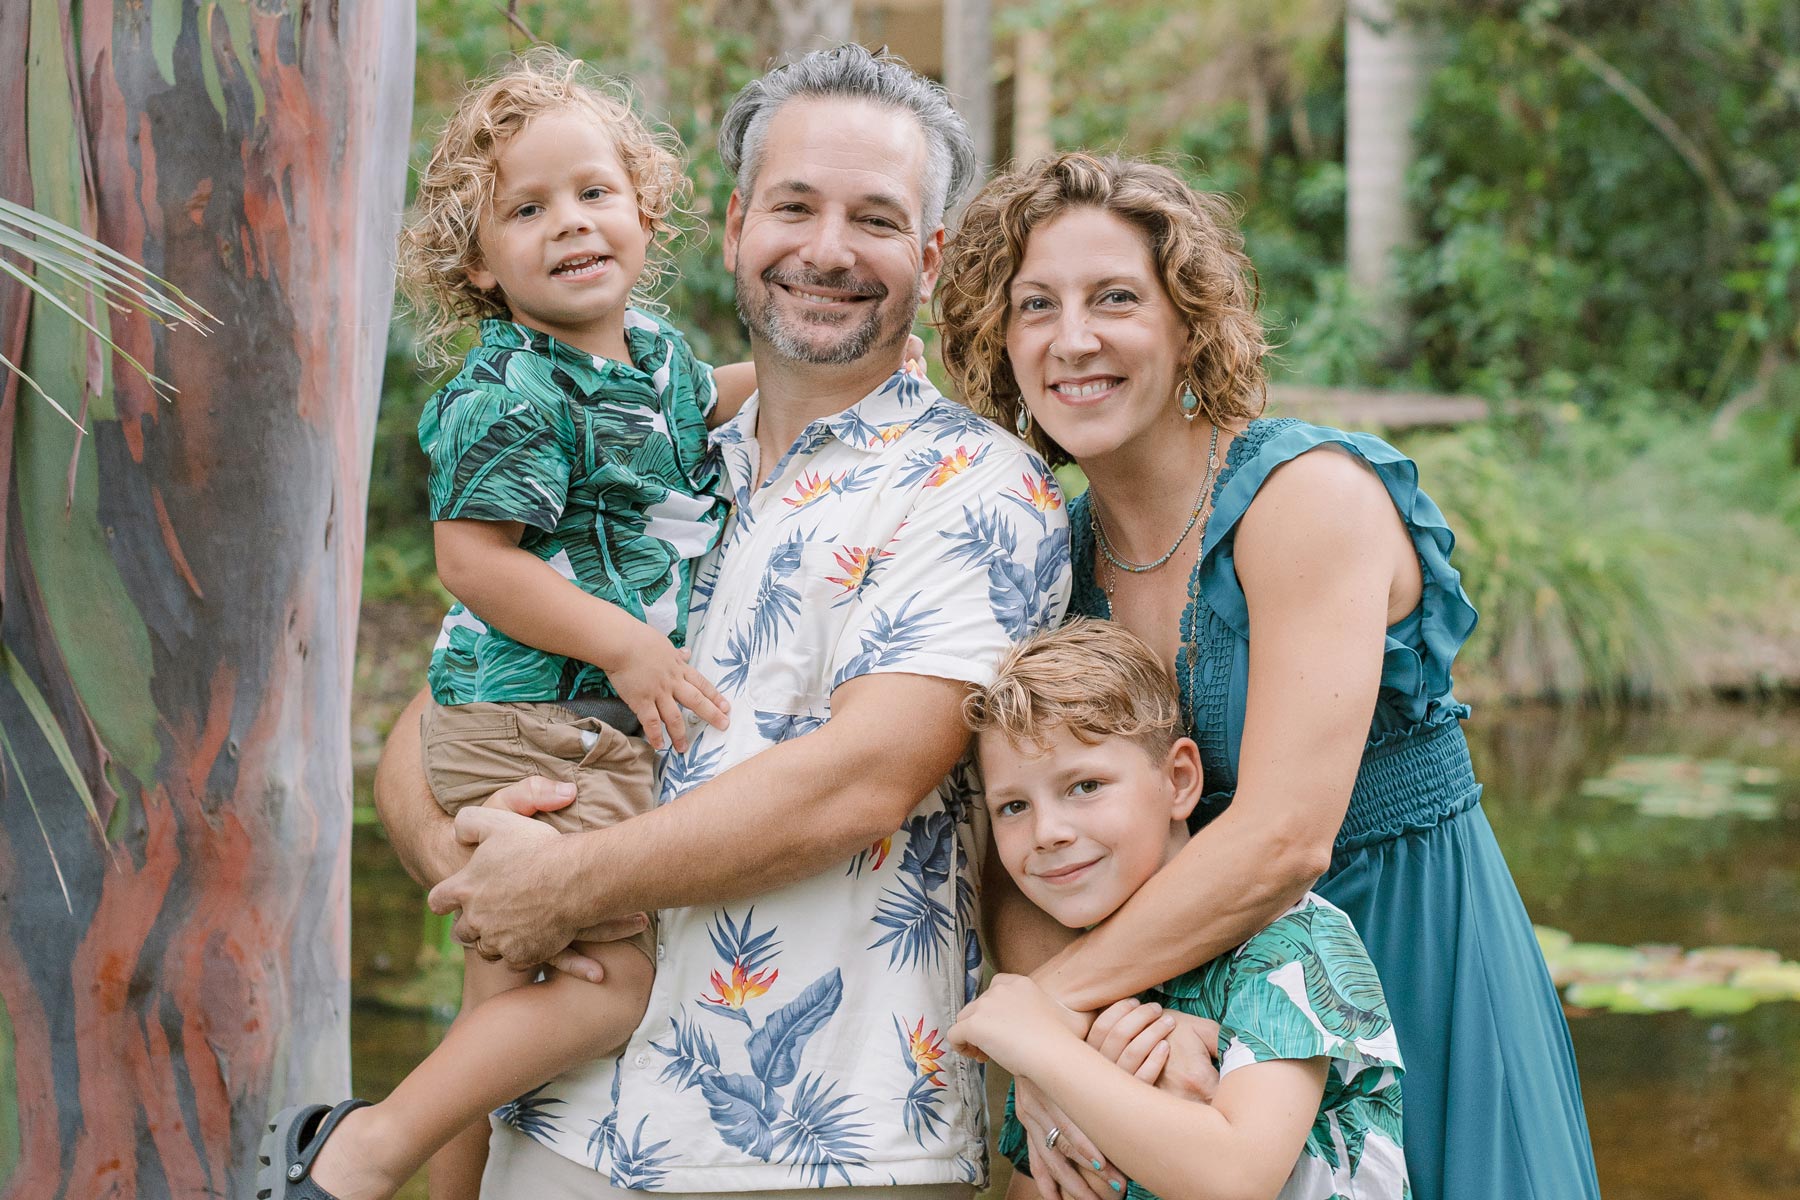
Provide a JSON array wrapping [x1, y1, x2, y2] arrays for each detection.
[[308, 942, 653, 1200], [424, 951, 536, 1200]]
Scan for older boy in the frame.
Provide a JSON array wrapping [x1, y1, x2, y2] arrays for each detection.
[[952, 620, 1409, 1200]]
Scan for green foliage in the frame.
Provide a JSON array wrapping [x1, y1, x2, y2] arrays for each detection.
[[1403, 1, 1800, 404], [1405, 405, 1800, 701], [0, 197, 213, 427]]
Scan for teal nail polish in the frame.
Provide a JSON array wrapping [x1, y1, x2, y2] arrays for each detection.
[[1110, 1182, 1123, 1193], [1091, 1161, 1104, 1172]]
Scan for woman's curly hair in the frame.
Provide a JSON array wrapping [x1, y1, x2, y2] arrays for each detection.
[[397, 47, 690, 370], [936, 153, 1268, 465]]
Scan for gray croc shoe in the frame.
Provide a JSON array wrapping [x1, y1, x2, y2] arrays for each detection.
[[255, 1099, 371, 1199]]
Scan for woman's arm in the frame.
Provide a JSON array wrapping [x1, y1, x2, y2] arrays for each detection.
[[953, 976, 1324, 1200], [1035, 449, 1416, 1011]]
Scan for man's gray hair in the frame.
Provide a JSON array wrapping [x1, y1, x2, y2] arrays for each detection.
[[718, 44, 978, 234]]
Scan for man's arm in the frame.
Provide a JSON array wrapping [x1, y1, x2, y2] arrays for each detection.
[[429, 670, 973, 967], [372, 687, 585, 887]]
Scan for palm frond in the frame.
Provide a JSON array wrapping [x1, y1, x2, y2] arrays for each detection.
[[0, 198, 215, 425]]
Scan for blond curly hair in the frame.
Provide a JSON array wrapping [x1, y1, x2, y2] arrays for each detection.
[[936, 153, 1268, 466], [397, 47, 689, 370], [963, 619, 1184, 761]]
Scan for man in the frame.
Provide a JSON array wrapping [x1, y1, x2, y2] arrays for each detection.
[[376, 45, 1072, 1199]]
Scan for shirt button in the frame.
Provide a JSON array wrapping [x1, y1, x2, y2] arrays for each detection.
[[634, 1052, 649, 1068], [655, 943, 666, 962]]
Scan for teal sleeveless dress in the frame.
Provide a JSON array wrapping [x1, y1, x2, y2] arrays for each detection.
[[1068, 418, 1601, 1200]]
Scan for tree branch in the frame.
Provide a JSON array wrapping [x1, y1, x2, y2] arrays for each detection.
[[494, 0, 541, 44], [1538, 22, 1742, 227]]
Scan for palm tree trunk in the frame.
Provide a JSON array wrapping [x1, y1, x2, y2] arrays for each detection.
[[943, 0, 995, 175], [1346, 0, 1428, 342], [0, 3, 411, 1197], [770, 0, 856, 59], [1012, 25, 1053, 168]]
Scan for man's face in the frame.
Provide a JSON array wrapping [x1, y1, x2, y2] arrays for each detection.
[[724, 97, 943, 367]]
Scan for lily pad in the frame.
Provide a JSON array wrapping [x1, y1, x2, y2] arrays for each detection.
[[1535, 926, 1800, 1016], [1578, 754, 1782, 820]]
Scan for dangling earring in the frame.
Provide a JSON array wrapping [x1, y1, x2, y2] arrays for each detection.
[[1015, 405, 1033, 437], [1179, 385, 1201, 422]]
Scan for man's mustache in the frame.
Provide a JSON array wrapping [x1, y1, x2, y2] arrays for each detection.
[[761, 267, 887, 300]]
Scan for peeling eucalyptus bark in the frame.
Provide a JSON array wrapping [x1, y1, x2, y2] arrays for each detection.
[[0, 3, 412, 1196]]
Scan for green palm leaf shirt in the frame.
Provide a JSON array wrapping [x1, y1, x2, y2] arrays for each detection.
[[1001, 893, 1409, 1200], [420, 311, 727, 704]]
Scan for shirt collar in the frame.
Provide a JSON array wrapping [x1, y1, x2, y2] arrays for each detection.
[[477, 309, 669, 380], [709, 361, 941, 459]]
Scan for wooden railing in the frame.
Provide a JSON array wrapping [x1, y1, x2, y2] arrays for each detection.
[[1266, 384, 1490, 429]]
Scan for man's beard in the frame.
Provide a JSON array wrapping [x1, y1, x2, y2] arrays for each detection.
[[735, 264, 917, 366]]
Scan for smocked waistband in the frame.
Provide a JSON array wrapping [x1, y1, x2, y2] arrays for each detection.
[[1334, 718, 1481, 852]]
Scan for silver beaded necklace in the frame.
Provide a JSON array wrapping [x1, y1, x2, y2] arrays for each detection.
[[1092, 423, 1221, 596]]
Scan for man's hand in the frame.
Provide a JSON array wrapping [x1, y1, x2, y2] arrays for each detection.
[[428, 807, 589, 968], [481, 775, 578, 817]]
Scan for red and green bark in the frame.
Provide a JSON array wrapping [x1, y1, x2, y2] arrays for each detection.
[[0, 2, 412, 1196]]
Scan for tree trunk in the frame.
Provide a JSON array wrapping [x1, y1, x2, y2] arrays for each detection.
[[943, 0, 995, 177], [1011, 26, 1053, 168], [770, 0, 856, 60], [1345, 0, 1428, 342], [629, 0, 670, 114], [0, 2, 412, 1197]]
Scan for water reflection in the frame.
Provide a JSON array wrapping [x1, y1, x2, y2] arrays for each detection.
[[1469, 704, 1800, 1198], [350, 703, 1800, 1199]]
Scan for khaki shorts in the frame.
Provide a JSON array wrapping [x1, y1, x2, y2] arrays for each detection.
[[422, 698, 657, 960]]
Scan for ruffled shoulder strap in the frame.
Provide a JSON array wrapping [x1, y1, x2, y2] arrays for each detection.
[[1198, 418, 1479, 703]]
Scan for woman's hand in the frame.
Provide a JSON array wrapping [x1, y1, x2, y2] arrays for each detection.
[[1010, 1077, 1121, 1200], [958, 982, 1128, 1200]]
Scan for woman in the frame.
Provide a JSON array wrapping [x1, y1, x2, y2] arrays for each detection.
[[936, 153, 1599, 1200]]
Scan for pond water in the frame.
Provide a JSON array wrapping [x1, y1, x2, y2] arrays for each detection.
[[348, 702, 1800, 1199]]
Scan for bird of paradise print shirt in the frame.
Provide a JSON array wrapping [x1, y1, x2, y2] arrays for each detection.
[[493, 363, 1073, 1191]]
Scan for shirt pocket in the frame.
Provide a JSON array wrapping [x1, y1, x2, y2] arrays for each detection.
[[740, 540, 853, 723]]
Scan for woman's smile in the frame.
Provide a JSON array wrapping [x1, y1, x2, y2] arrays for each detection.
[[1048, 375, 1125, 405]]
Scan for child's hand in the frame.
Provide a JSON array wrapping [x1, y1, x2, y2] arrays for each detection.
[[903, 332, 928, 373], [1087, 1000, 1220, 1099], [1087, 998, 1175, 1084], [949, 973, 1078, 1073], [604, 630, 730, 752], [1153, 1011, 1220, 1101]]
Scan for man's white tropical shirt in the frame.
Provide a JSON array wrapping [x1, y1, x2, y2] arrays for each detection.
[[494, 362, 1074, 1190]]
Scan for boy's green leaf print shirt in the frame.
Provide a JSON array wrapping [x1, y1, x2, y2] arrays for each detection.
[[1000, 893, 1410, 1200], [419, 312, 727, 704]]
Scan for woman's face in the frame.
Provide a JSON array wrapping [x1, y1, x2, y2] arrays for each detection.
[[1004, 207, 1190, 467]]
